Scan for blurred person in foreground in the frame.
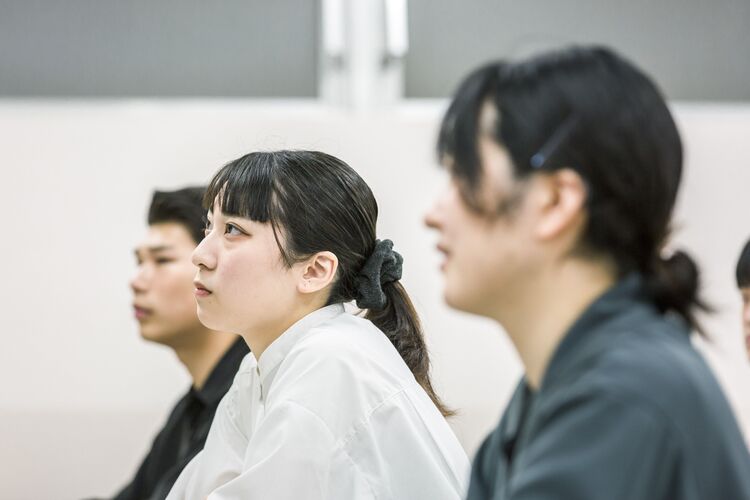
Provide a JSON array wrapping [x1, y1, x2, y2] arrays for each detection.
[[425, 45, 750, 499]]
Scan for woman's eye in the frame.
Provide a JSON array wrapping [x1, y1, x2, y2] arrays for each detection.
[[155, 258, 173, 265], [204, 222, 213, 236], [225, 223, 243, 236]]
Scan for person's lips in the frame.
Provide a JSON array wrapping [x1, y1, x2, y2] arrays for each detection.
[[194, 280, 213, 298], [133, 304, 153, 320], [436, 243, 451, 271]]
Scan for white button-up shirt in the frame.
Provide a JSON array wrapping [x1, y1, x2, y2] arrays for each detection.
[[167, 304, 469, 499]]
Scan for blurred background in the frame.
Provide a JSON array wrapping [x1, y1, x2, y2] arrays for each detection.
[[1, 1, 749, 498]]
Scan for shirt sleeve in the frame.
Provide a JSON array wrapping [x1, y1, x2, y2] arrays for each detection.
[[508, 389, 678, 500], [206, 400, 365, 500]]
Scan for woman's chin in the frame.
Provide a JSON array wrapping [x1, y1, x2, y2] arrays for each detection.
[[197, 309, 223, 332]]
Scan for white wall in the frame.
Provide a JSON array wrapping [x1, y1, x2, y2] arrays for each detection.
[[0, 100, 747, 499]]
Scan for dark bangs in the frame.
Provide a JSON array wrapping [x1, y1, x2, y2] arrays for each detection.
[[437, 63, 502, 211], [203, 152, 276, 223], [437, 56, 580, 214]]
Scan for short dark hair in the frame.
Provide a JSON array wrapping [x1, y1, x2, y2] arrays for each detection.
[[205, 150, 452, 416], [438, 45, 707, 331], [736, 239, 750, 288], [147, 186, 207, 245]]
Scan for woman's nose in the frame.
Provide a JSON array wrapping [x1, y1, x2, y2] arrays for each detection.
[[192, 234, 217, 270]]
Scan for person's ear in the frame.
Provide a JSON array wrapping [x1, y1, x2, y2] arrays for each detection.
[[533, 168, 587, 241], [297, 251, 339, 295]]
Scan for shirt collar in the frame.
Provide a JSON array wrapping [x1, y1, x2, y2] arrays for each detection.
[[538, 272, 653, 392], [256, 303, 346, 389], [193, 337, 250, 406], [499, 381, 532, 450]]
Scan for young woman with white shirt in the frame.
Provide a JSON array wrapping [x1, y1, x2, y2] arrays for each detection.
[[166, 150, 469, 500]]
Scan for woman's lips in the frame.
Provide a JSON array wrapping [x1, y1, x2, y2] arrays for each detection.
[[194, 280, 213, 298], [133, 305, 152, 320], [437, 244, 450, 271]]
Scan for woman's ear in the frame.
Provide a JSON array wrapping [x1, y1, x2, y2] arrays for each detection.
[[297, 251, 339, 295], [534, 168, 587, 242]]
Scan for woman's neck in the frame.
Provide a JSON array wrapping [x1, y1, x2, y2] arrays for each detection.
[[497, 259, 616, 390], [242, 297, 327, 361]]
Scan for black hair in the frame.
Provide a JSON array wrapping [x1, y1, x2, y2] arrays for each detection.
[[437, 45, 708, 332], [736, 238, 750, 288], [148, 186, 207, 245], [204, 150, 452, 416]]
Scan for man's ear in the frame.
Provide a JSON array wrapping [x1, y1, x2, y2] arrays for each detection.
[[297, 251, 339, 295], [534, 168, 588, 241]]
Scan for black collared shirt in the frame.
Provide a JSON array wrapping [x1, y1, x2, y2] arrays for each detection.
[[468, 274, 750, 500], [112, 338, 249, 500]]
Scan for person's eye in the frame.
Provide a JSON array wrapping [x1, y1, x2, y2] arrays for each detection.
[[155, 257, 174, 265], [204, 221, 213, 236], [225, 223, 245, 236]]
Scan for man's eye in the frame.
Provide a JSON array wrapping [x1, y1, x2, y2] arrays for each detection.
[[155, 258, 173, 265], [225, 223, 243, 236]]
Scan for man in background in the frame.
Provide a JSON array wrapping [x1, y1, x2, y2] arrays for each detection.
[[691, 237, 750, 451], [112, 187, 248, 500], [736, 238, 750, 362]]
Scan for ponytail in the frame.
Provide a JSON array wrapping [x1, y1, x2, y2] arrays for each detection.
[[644, 249, 711, 336], [365, 281, 454, 417], [346, 239, 453, 417]]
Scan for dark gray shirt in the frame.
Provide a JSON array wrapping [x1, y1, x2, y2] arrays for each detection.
[[467, 274, 750, 500]]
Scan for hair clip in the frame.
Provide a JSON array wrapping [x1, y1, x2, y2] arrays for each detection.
[[530, 114, 579, 169]]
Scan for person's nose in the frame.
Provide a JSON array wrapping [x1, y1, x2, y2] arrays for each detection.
[[130, 264, 150, 294], [424, 185, 452, 231], [192, 232, 217, 271], [742, 302, 750, 325]]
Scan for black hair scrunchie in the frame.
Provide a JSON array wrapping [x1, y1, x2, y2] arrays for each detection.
[[354, 239, 403, 310]]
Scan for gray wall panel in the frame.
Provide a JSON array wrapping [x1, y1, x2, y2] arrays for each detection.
[[0, 0, 318, 97], [406, 0, 750, 100]]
